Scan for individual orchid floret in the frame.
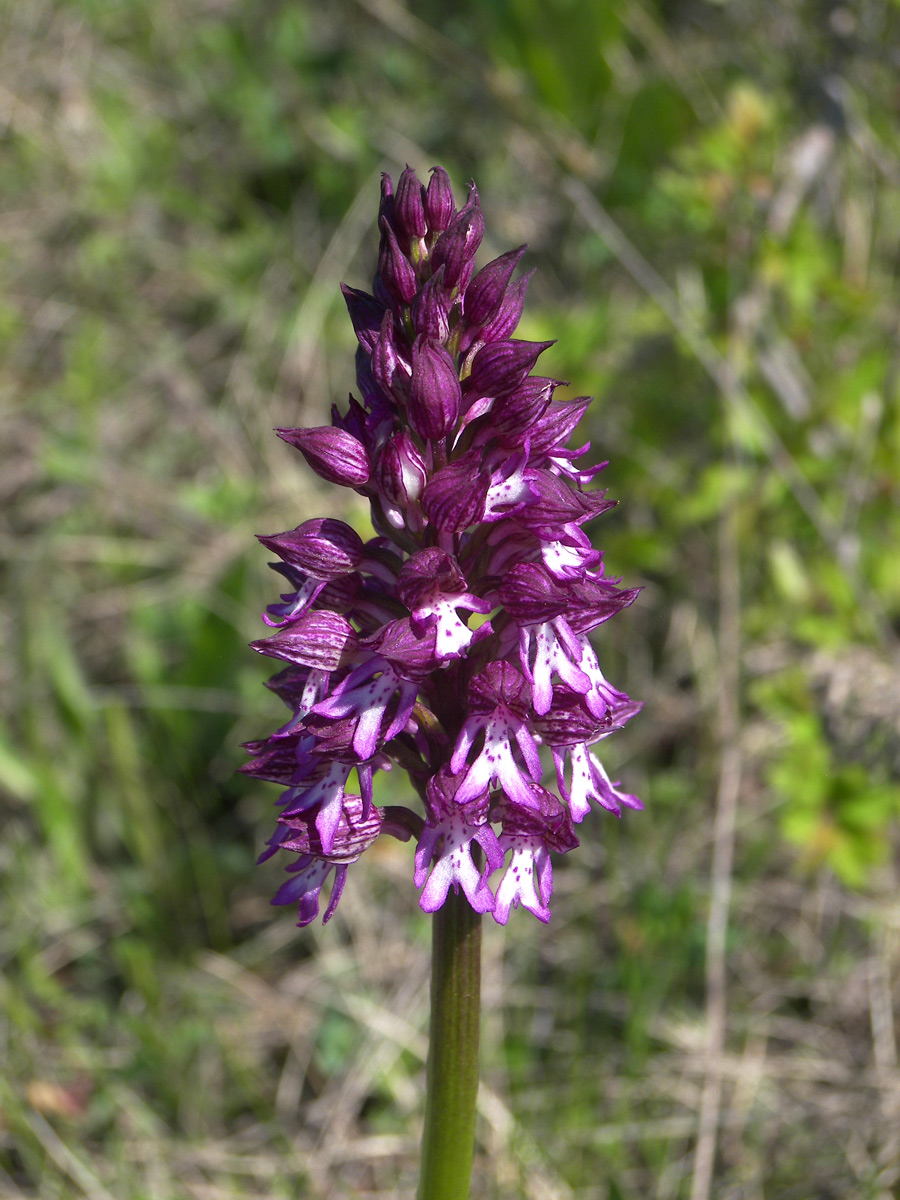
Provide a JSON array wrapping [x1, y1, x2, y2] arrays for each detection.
[[414, 768, 503, 914], [250, 610, 359, 672], [539, 522, 602, 581], [553, 741, 644, 822], [272, 794, 383, 926], [312, 656, 419, 760], [498, 561, 638, 717], [396, 548, 492, 661], [450, 662, 543, 809], [492, 786, 579, 925]]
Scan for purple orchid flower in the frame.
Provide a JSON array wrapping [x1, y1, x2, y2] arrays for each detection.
[[244, 166, 642, 927]]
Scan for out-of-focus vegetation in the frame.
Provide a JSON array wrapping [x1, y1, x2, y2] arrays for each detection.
[[3, 1, 900, 1196]]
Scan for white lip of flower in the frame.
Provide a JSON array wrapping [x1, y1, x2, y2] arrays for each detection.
[[482, 452, 531, 519], [553, 741, 643, 823], [492, 837, 551, 925], [414, 808, 500, 914], [519, 619, 592, 716], [416, 592, 482, 659], [451, 710, 542, 810], [540, 534, 598, 579]]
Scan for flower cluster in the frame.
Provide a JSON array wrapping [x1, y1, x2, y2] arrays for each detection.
[[242, 167, 642, 927]]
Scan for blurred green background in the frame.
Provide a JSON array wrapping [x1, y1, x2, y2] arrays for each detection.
[[3, 1, 900, 1196]]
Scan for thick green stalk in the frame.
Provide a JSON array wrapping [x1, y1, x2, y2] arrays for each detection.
[[418, 890, 482, 1200]]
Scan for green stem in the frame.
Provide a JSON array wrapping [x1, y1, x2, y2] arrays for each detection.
[[418, 891, 482, 1200]]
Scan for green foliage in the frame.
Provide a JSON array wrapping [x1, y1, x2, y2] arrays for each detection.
[[756, 674, 900, 886]]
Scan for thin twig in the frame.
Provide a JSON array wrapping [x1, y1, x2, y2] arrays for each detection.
[[20, 1109, 118, 1200], [690, 488, 742, 1200]]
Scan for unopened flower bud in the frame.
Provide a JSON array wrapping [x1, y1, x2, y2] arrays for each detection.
[[431, 187, 484, 290], [256, 518, 364, 579], [480, 269, 534, 344], [394, 166, 428, 239], [468, 339, 554, 397], [378, 219, 418, 305], [464, 245, 527, 329], [424, 166, 455, 233], [421, 450, 489, 531], [411, 265, 450, 341], [250, 611, 359, 671], [276, 426, 371, 486], [408, 341, 462, 439]]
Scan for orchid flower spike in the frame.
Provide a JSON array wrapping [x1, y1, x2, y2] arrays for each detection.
[[243, 165, 642, 926]]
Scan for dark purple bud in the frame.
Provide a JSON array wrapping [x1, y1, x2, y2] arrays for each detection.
[[421, 449, 489, 531], [499, 561, 569, 624], [374, 431, 427, 507], [370, 310, 401, 394], [464, 245, 527, 328], [461, 271, 534, 354], [363, 617, 440, 680], [517, 469, 616, 530], [378, 219, 418, 305], [526, 396, 591, 458], [431, 187, 485, 290], [468, 660, 530, 717], [480, 269, 534, 343], [378, 173, 395, 231], [277, 426, 371, 486], [411, 265, 450, 341], [424, 166, 455, 233], [408, 341, 462, 439], [340, 284, 386, 354], [468, 339, 554, 397], [251, 611, 359, 671], [394, 166, 427, 238], [256, 518, 363, 579], [490, 376, 559, 439]]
